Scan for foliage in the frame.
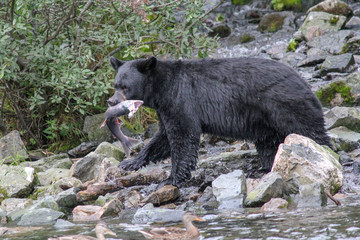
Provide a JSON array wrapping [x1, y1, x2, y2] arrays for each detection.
[[232, 0, 251, 5], [286, 38, 298, 52], [0, 0, 220, 150], [316, 81, 354, 107], [241, 34, 255, 43], [271, 0, 302, 11]]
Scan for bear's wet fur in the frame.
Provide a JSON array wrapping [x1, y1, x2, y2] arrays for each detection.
[[109, 56, 331, 187]]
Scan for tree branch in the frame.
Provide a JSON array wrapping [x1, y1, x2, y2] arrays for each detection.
[[43, 2, 76, 46]]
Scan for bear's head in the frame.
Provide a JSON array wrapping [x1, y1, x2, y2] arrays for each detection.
[[109, 56, 157, 106]]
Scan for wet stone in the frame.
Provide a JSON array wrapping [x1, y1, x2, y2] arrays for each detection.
[[132, 203, 185, 224], [17, 208, 65, 226], [244, 172, 285, 207], [212, 170, 246, 209], [1, 198, 33, 214], [261, 198, 288, 212], [297, 183, 327, 208], [54, 187, 80, 209]]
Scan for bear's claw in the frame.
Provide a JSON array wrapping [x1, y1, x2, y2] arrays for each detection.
[[118, 158, 146, 171]]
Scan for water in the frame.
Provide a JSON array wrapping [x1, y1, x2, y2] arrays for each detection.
[[3, 194, 359, 240]]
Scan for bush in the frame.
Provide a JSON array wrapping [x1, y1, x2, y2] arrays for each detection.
[[0, 0, 220, 150]]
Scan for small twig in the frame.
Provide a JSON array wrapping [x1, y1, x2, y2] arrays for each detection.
[[325, 191, 341, 206]]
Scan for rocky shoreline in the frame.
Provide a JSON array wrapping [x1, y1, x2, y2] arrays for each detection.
[[0, 0, 360, 238]]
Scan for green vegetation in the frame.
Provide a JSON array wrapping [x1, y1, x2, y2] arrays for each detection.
[[316, 81, 354, 107], [232, 0, 251, 5], [271, 0, 302, 11], [286, 38, 298, 52], [0, 0, 220, 151], [329, 16, 339, 25]]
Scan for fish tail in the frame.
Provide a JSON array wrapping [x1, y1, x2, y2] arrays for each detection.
[[120, 140, 131, 157]]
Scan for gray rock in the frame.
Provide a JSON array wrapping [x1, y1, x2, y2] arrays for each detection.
[[132, 203, 185, 224], [55, 187, 79, 208], [244, 172, 285, 207], [0, 165, 35, 197], [307, 30, 354, 54], [345, 16, 360, 30], [324, 106, 360, 132], [299, 12, 347, 41], [83, 113, 112, 142], [94, 142, 125, 161], [320, 53, 355, 75], [71, 152, 102, 182], [37, 168, 71, 186], [198, 150, 257, 169], [17, 208, 65, 226], [31, 196, 60, 211], [212, 170, 246, 209], [272, 134, 343, 195], [1, 198, 33, 214], [297, 183, 327, 208], [23, 153, 72, 172], [0, 130, 28, 164], [329, 126, 360, 152]]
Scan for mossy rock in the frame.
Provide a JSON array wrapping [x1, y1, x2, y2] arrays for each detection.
[[316, 81, 354, 107], [258, 13, 286, 33], [208, 25, 231, 38], [240, 34, 255, 43]]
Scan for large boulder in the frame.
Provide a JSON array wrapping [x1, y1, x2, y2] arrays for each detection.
[[212, 170, 246, 209], [306, 0, 353, 18], [299, 12, 347, 41], [94, 142, 125, 161], [37, 168, 71, 186], [0, 165, 35, 198], [0, 130, 28, 164], [272, 134, 343, 194]]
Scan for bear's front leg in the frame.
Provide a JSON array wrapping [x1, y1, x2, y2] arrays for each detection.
[[160, 116, 201, 187], [119, 121, 170, 171]]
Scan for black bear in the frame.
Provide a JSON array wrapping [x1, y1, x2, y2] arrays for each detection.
[[108, 56, 331, 187]]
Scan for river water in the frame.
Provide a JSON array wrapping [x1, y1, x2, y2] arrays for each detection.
[[3, 193, 359, 239]]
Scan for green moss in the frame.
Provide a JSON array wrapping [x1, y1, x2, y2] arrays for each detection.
[[316, 81, 354, 107], [286, 38, 298, 52], [329, 16, 339, 25], [241, 34, 255, 43], [271, 0, 302, 11], [232, 0, 251, 5]]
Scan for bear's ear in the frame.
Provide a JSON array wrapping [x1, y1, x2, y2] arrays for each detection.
[[110, 56, 124, 71], [137, 56, 157, 73]]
